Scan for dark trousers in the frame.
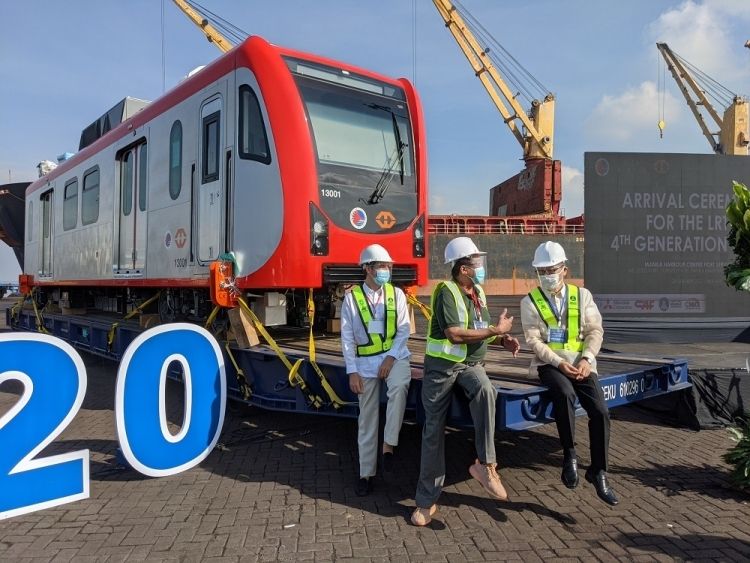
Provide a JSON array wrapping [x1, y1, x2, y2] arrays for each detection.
[[538, 364, 610, 473]]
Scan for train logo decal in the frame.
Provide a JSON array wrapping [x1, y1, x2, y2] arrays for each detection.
[[375, 211, 396, 229], [350, 207, 367, 229], [164, 232, 172, 248], [175, 228, 187, 249]]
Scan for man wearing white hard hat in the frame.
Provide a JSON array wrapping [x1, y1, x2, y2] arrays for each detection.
[[520, 241, 618, 506], [341, 244, 412, 497], [411, 236, 521, 526]]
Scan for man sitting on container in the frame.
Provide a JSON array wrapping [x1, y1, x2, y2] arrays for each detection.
[[411, 236, 520, 526], [342, 244, 412, 497], [520, 241, 618, 506]]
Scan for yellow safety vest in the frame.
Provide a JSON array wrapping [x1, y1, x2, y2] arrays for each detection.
[[426, 281, 487, 362], [351, 283, 397, 357], [528, 284, 584, 352]]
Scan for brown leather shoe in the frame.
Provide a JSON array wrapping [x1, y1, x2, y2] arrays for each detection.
[[410, 504, 438, 526], [469, 459, 508, 500]]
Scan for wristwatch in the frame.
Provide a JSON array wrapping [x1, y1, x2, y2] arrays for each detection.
[[581, 355, 593, 363]]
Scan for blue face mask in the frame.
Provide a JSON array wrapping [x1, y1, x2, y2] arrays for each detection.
[[471, 266, 486, 285], [374, 268, 391, 286]]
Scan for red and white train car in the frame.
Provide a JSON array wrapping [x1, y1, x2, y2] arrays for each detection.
[[22, 36, 428, 324]]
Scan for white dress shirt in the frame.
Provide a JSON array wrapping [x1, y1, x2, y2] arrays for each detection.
[[520, 284, 604, 376], [340, 283, 411, 378]]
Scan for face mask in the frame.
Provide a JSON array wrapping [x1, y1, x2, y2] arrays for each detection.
[[539, 273, 562, 292], [374, 268, 391, 286], [470, 266, 486, 285]]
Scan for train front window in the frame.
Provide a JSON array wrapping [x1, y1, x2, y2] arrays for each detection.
[[296, 81, 414, 182]]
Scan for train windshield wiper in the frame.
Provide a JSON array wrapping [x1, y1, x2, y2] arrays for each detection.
[[365, 103, 407, 205]]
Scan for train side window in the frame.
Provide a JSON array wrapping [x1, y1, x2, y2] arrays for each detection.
[[63, 178, 78, 231], [82, 167, 100, 225], [169, 120, 182, 199], [27, 202, 33, 242], [121, 151, 134, 216], [138, 143, 148, 212], [238, 85, 271, 164], [202, 111, 220, 183]]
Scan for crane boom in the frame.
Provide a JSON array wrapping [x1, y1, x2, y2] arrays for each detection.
[[431, 0, 554, 161], [172, 0, 234, 53], [657, 42, 748, 155]]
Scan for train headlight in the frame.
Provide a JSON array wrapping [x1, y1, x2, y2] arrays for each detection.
[[310, 203, 329, 256], [313, 220, 327, 235], [412, 214, 425, 257]]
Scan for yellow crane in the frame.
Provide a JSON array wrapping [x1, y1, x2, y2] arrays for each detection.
[[657, 42, 748, 156], [171, 0, 236, 53], [431, 0, 555, 162]]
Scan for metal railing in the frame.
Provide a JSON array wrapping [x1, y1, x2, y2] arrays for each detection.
[[428, 215, 584, 235]]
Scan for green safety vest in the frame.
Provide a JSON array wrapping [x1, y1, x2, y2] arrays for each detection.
[[528, 284, 584, 352], [351, 283, 397, 357], [425, 281, 487, 362]]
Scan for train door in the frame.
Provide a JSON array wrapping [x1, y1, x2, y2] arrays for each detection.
[[115, 140, 148, 274], [39, 189, 54, 277], [197, 92, 225, 263]]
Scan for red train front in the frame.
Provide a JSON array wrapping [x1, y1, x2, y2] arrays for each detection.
[[19, 36, 428, 326]]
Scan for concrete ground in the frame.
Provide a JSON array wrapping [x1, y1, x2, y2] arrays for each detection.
[[1, 299, 749, 561]]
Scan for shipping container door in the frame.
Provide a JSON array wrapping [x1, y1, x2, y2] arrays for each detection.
[[115, 140, 148, 273], [39, 189, 53, 277], [197, 93, 224, 263]]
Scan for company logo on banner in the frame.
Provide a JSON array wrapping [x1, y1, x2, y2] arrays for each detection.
[[595, 294, 705, 314], [0, 325, 226, 520]]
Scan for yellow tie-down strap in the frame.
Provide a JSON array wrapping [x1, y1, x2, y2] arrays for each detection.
[[108, 292, 162, 351], [224, 342, 252, 401], [307, 289, 355, 409], [236, 296, 324, 409], [30, 290, 50, 334], [407, 292, 432, 322]]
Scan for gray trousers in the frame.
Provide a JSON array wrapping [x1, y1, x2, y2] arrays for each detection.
[[415, 357, 497, 508], [357, 358, 412, 478]]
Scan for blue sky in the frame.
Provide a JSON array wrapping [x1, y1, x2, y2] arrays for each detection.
[[1, 0, 749, 282]]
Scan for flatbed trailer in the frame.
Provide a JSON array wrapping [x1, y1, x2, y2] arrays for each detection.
[[8, 305, 691, 430]]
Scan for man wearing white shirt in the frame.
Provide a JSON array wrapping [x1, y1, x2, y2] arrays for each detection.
[[520, 241, 618, 506], [341, 244, 412, 496]]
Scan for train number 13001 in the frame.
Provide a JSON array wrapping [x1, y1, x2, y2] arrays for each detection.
[[0, 325, 226, 520]]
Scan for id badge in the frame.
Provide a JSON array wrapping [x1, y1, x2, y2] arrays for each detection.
[[548, 328, 567, 344], [368, 320, 384, 334], [473, 320, 488, 329]]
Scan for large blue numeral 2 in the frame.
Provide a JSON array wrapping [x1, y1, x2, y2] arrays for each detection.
[[0, 334, 89, 519], [115, 324, 226, 477]]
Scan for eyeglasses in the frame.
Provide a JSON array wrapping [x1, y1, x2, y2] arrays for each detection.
[[536, 265, 565, 275]]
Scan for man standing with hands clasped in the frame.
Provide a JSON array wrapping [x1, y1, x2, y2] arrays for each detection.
[[520, 241, 618, 506], [411, 236, 521, 526], [341, 244, 412, 497]]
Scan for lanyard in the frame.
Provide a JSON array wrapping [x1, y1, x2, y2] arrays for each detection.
[[467, 288, 483, 321], [547, 286, 566, 324]]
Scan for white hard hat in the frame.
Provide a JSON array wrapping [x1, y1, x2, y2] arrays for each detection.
[[358, 244, 394, 265], [443, 236, 486, 264], [532, 241, 567, 268]]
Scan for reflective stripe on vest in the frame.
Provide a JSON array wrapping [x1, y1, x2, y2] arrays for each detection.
[[528, 284, 584, 352], [426, 281, 487, 362], [351, 283, 397, 357]]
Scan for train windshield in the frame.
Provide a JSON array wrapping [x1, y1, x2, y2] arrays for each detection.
[[286, 57, 417, 234]]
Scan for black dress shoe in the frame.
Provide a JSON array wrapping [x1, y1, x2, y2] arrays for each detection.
[[561, 457, 579, 489], [585, 469, 619, 506], [355, 477, 373, 497]]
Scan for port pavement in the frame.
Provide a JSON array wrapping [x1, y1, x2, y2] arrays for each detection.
[[1, 298, 749, 561]]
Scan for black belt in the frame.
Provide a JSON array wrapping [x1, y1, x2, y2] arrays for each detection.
[[464, 361, 485, 367]]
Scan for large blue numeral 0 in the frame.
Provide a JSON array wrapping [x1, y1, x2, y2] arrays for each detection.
[[0, 334, 89, 519], [115, 323, 226, 477]]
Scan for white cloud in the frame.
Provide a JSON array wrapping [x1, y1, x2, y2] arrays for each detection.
[[584, 81, 681, 146], [560, 165, 584, 218], [649, 0, 750, 84]]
